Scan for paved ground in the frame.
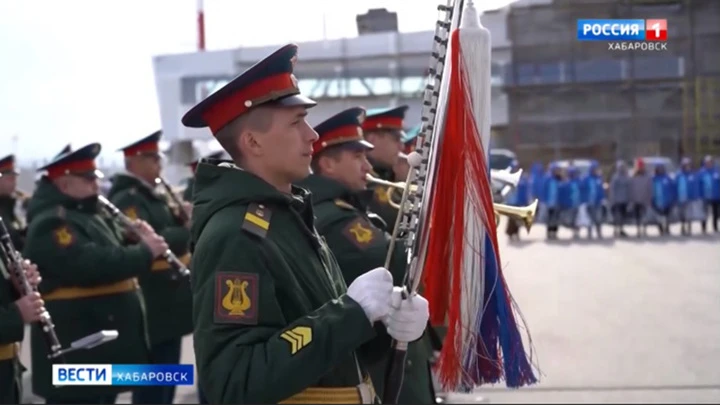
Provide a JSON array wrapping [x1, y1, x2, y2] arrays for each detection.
[[20, 222, 720, 403]]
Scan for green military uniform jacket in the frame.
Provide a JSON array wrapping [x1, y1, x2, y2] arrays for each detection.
[[0, 264, 24, 404], [108, 174, 193, 345], [0, 194, 26, 251], [300, 174, 436, 404], [191, 162, 393, 404], [23, 179, 153, 401], [182, 176, 194, 202], [367, 161, 400, 229]]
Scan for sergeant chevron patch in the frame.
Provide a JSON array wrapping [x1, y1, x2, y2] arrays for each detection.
[[280, 326, 312, 355]]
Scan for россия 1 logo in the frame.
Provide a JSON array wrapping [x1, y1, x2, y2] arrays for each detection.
[[577, 19, 668, 51]]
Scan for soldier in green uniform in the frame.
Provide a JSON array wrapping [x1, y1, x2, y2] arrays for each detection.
[[181, 43, 430, 404], [298, 107, 437, 404], [23, 143, 170, 404], [0, 255, 43, 404], [107, 131, 193, 404], [182, 150, 225, 202], [362, 106, 410, 228], [0, 155, 29, 250]]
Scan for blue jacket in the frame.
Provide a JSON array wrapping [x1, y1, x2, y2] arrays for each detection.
[[560, 169, 582, 209], [508, 175, 531, 206], [529, 163, 545, 201], [581, 172, 605, 206], [543, 175, 562, 208], [699, 165, 720, 201], [674, 169, 700, 202], [652, 173, 675, 209]]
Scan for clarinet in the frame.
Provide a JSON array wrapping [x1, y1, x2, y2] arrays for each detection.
[[96, 195, 190, 278], [0, 217, 64, 359], [156, 176, 190, 224]]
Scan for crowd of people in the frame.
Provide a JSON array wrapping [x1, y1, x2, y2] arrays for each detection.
[[505, 156, 720, 240]]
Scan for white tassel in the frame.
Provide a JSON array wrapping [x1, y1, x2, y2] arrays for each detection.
[[458, 0, 494, 378]]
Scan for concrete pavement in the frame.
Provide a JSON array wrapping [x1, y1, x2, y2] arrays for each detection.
[[19, 222, 720, 403]]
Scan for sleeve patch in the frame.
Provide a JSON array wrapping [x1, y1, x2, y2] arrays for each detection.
[[123, 206, 138, 220], [214, 272, 259, 325], [373, 186, 390, 204], [53, 226, 75, 248], [280, 326, 312, 355], [341, 218, 377, 249]]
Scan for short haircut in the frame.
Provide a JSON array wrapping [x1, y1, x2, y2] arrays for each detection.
[[214, 106, 275, 161]]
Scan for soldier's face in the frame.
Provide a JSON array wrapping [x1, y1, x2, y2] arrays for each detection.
[[323, 149, 372, 192], [366, 131, 402, 168], [57, 175, 99, 199], [261, 106, 318, 183], [0, 174, 17, 195]]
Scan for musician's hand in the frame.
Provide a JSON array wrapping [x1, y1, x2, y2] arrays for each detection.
[[22, 259, 41, 288], [140, 232, 169, 259], [346, 267, 394, 323], [133, 220, 155, 236], [383, 287, 429, 342], [14, 292, 45, 324]]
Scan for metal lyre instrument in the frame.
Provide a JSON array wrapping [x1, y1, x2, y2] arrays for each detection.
[[155, 177, 190, 223], [0, 217, 118, 360], [96, 195, 190, 279]]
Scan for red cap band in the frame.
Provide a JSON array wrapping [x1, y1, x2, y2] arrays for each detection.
[[47, 159, 97, 179], [0, 160, 14, 173], [123, 141, 159, 157], [202, 73, 298, 134], [362, 117, 403, 131], [313, 125, 363, 155]]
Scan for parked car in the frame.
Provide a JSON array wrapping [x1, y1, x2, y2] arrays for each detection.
[[489, 148, 517, 171]]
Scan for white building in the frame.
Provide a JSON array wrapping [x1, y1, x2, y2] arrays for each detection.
[[151, 7, 521, 182]]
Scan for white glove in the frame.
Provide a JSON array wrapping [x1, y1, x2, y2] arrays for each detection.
[[383, 287, 429, 342], [346, 267, 394, 323]]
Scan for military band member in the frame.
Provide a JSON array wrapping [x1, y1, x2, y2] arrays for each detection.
[[392, 124, 420, 186], [23, 143, 168, 404], [0, 155, 28, 250], [108, 131, 193, 404], [299, 107, 437, 404], [0, 257, 43, 404], [181, 43, 430, 404], [182, 150, 226, 202], [362, 106, 409, 228]]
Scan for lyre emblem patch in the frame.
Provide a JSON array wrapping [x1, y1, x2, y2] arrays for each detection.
[[214, 272, 259, 325], [374, 186, 389, 203], [53, 226, 74, 248], [342, 219, 376, 249]]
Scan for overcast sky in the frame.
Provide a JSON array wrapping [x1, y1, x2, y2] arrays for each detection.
[[0, 0, 514, 165]]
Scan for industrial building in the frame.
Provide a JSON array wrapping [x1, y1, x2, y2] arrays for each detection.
[[503, 0, 720, 165], [151, 6, 519, 182]]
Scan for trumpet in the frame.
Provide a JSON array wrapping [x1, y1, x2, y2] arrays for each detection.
[[366, 174, 538, 231], [491, 167, 522, 188], [494, 199, 539, 232]]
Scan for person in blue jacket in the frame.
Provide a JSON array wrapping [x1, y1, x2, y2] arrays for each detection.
[[581, 161, 606, 238], [675, 157, 701, 235], [652, 163, 675, 235], [529, 162, 545, 202], [543, 163, 564, 240], [505, 160, 531, 240], [560, 166, 582, 239], [699, 155, 720, 233]]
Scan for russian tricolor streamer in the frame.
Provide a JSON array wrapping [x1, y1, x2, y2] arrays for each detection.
[[422, 1, 538, 392]]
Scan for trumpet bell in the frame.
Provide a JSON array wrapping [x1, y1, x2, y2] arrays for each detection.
[[493, 199, 538, 232], [491, 168, 522, 188]]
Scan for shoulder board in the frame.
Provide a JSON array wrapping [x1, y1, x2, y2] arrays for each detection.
[[334, 199, 356, 211], [242, 203, 272, 239]]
